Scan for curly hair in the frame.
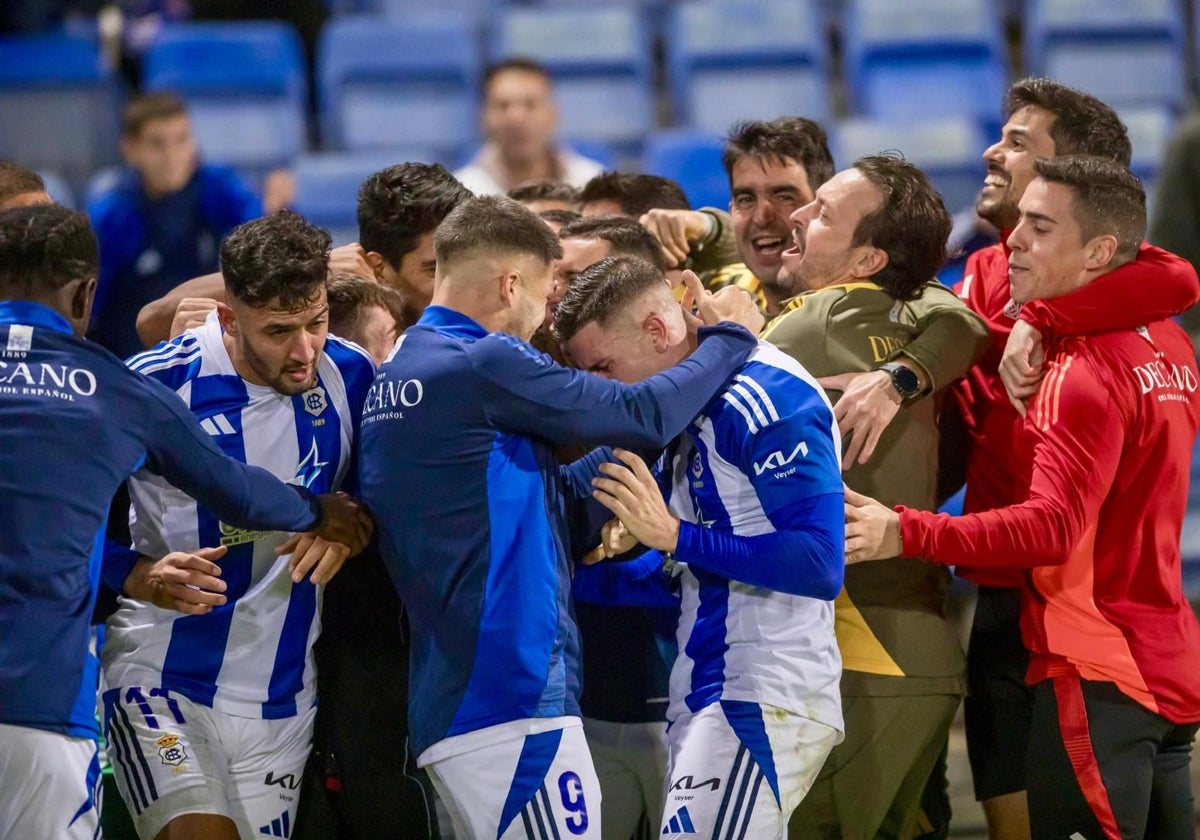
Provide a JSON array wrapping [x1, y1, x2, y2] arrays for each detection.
[[357, 163, 472, 271], [220, 210, 332, 310]]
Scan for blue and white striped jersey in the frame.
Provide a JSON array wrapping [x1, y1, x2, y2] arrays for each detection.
[[0, 302, 323, 739], [664, 342, 845, 733], [102, 313, 374, 720]]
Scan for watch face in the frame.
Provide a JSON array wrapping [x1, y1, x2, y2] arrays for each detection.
[[887, 363, 920, 396]]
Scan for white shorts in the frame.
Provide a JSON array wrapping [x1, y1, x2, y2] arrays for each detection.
[[101, 685, 315, 840], [425, 717, 603, 839], [0, 723, 102, 840], [661, 699, 839, 840], [583, 717, 668, 840]]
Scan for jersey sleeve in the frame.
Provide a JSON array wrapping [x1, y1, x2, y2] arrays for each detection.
[[471, 323, 756, 449], [673, 406, 845, 599], [899, 349, 1122, 567], [893, 283, 991, 393], [99, 538, 142, 594], [1020, 245, 1200, 338], [571, 550, 678, 608], [138, 376, 323, 533]]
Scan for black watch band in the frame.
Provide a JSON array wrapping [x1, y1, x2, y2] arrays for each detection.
[[880, 361, 922, 400]]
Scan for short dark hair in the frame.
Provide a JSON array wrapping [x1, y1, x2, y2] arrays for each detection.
[[0, 204, 97, 295], [1006, 78, 1132, 167], [485, 58, 552, 92], [508, 179, 580, 207], [220, 210, 332, 310], [723, 117, 836, 190], [851, 155, 952, 300], [0, 161, 45, 206], [357, 163, 471, 271], [122, 91, 189, 138], [580, 172, 691, 217], [553, 255, 667, 343], [327, 273, 409, 339], [539, 208, 581, 228], [558, 214, 668, 272], [1033, 155, 1146, 263], [435, 195, 563, 268]]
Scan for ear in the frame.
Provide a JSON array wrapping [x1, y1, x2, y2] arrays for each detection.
[[644, 311, 671, 352], [364, 251, 388, 282], [70, 277, 96, 325], [853, 245, 889, 280], [1083, 234, 1120, 272], [497, 269, 520, 308], [216, 301, 238, 336]]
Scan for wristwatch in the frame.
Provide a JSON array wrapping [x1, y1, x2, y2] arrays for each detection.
[[879, 361, 922, 401]]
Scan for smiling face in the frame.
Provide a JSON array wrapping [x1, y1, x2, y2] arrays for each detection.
[[976, 105, 1059, 230], [778, 168, 884, 294], [221, 288, 329, 396], [1005, 178, 1093, 304], [729, 156, 814, 288]]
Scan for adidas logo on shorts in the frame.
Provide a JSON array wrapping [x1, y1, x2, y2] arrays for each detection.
[[663, 804, 696, 834]]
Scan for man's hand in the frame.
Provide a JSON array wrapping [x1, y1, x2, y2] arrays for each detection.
[[329, 243, 376, 282], [275, 533, 352, 585], [262, 168, 297, 215], [123, 546, 229, 615], [312, 492, 374, 557], [844, 487, 902, 563], [640, 208, 710, 269], [582, 518, 639, 565], [681, 270, 764, 334], [1000, 319, 1046, 417], [169, 298, 220, 339], [817, 370, 903, 470], [591, 449, 680, 552]]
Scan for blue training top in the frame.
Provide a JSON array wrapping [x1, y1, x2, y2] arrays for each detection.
[[0, 300, 322, 739], [358, 305, 756, 758]]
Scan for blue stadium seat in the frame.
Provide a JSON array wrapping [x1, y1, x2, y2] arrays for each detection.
[[833, 117, 989, 212], [0, 34, 121, 187], [376, 0, 495, 22], [492, 7, 655, 151], [843, 0, 1008, 131], [291, 151, 434, 246], [1026, 0, 1186, 111], [1120, 105, 1175, 216], [642, 130, 730, 210], [142, 22, 308, 170], [665, 0, 831, 133], [318, 15, 480, 160]]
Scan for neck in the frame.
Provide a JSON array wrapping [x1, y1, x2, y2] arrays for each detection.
[[497, 148, 558, 189], [430, 289, 506, 335]]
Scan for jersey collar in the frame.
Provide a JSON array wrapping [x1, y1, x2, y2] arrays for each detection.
[[417, 305, 489, 340], [0, 300, 74, 335]]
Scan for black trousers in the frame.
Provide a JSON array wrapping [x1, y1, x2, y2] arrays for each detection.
[[1028, 675, 1198, 840]]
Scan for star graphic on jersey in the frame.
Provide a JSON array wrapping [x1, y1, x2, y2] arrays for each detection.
[[291, 439, 329, 490], [692, 498, 718, 527]]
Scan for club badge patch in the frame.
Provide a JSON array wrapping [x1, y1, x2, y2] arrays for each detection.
[[302, 386, 327, 417], [156, 732, 188, 766]]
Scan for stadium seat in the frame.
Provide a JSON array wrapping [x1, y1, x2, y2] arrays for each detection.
[[1120, 105, 1175, 216], [0, 34, 121, 188], [376, 0, 495, 23], [142, 22, 308, 171], [318, 15, 480, 161], [291, 151, 433, 246], [492, 7, 655, 152], [665, 0, 831, 133], [1026, 0, 1186, 111], [843, 0, 1008, 132], [642, 130, 730, 210], [832, 116, 989, 212]]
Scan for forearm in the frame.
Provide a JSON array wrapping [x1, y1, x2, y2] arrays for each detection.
[[136, 273, 226, 349], [689, 209, 740, 274], [674, 493, 844, 599], [100, 539, 141, 593], [572, 550, 677, 608], [896, 308, 990, 394]]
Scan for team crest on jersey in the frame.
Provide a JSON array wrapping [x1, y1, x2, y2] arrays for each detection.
[[1003, 298, 1022, 320], [302, 386, 327, 417], [156, 732, 188, 766], [691, 452, 704, 478]]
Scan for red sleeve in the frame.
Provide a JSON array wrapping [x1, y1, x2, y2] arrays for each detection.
[[1021, 245, 1200, 338], [898, 346, 1123, 567], [953, 247, 990, 310]]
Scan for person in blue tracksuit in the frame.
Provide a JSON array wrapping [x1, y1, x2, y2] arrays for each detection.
[[358, 195, 758, 839], [0, 204, 366, 840]]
